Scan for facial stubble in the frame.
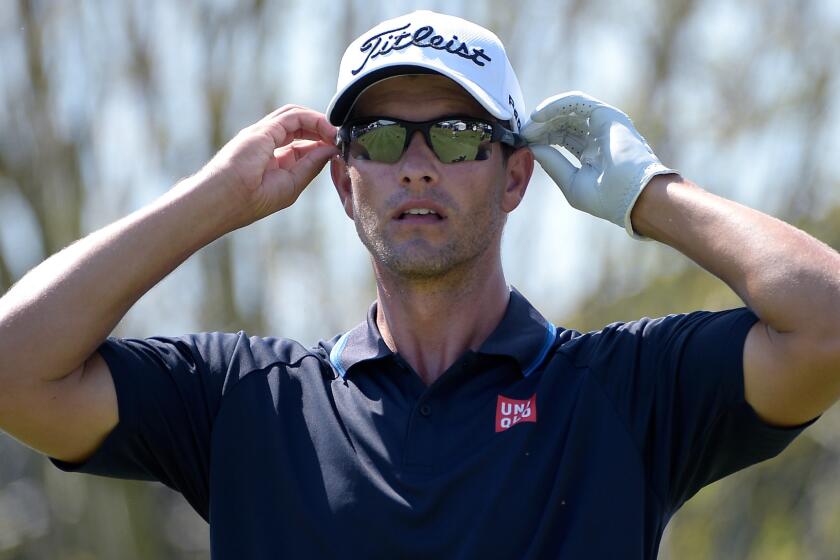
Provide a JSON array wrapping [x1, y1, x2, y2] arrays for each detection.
[[352, 179, 507, 281]]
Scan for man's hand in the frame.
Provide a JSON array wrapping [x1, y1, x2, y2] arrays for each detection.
[[521, 91, 676, 238], [200, 105, 339, 228], [0, 105, 338, 462]]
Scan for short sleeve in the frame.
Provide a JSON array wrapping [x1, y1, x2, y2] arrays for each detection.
[[49, 332, 244, 521], [564, 308, 816, 513]]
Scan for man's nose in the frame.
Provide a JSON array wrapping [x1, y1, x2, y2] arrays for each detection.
[[398, 132, 440, 186]]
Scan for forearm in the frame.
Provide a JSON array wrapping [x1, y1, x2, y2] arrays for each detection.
[[0, 106, 335, 459], [526, 89, 840, 422], [0, 172, 239, 384], [632, 175, 840, 338]]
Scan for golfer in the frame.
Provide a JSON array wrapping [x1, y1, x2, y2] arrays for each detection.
[[0, 10, 836, 559]]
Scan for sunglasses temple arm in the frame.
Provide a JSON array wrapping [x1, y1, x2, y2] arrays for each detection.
[[502, 130, 528, 149]]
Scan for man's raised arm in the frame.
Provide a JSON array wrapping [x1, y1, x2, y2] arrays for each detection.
[[0, 106, 338, 463], [524, 91, 840, 427], [631, 175, 840, 426]]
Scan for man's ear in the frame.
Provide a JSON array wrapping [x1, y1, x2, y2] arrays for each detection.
[[501, 147, 535, 213], [330, 155, 355, 220]]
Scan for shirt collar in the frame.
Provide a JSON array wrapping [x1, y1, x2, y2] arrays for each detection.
[[328, 287, 557, 379]]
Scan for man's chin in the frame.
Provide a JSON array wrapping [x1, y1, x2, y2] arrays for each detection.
[[374, 247, 464, 280], [380, 256, 455, 279], [360, 233, 475, 280]]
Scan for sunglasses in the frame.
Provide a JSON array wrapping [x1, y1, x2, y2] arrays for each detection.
[[337, 116, 526, 164]]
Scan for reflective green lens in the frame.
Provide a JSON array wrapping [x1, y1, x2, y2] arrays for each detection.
[[351, 122, 406, 163], [430, 121, 490, 163]]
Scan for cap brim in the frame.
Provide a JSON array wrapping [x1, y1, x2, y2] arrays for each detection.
[[326, 62, 512, 126]]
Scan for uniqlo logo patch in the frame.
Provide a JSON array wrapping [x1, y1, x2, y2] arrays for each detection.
[[495, 394, 537, 432]]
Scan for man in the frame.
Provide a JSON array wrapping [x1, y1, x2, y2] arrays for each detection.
[[0, 9, 837, 559]]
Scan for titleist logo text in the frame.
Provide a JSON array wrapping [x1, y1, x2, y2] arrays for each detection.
[[351, 22, 492, 75]]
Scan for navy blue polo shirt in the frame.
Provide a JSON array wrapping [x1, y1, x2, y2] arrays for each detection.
[[51, 289, 811, 559]]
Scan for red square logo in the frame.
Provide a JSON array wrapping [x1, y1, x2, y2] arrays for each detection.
[[495, 394, 538, 432]]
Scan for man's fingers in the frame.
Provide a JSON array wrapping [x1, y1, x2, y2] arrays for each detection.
[[531, 145, 603, 217], [263, 141, 339, 200], [260, 107, 338, 149], [520, 120, 549, 143], [258, 104, 306, 123], [273, 140, 335, 169], [588, 105, 633, 134], [529, 91, 600, 124], [566, 164, 603, 216], [289, 143, 341, 182], [523, 92, 600, 157], [531, 144, 578, 189]]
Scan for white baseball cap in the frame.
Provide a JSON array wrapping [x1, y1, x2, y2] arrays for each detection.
[[326, 10, 526, 133]]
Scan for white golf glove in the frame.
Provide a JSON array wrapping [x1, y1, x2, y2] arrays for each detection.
[[521, 91, 677, 239]]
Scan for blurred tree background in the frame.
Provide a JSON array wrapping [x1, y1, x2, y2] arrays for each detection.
[[1, 0, 839, 558]]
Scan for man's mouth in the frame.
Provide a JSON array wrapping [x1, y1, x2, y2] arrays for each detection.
[[392, 199, 448, 222], [398, 208, 444, 221]]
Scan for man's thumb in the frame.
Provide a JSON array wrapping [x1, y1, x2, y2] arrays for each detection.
[[531, 145, 578, 191]]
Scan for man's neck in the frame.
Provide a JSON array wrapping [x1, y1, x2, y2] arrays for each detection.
[[374, 257, 510, 386]]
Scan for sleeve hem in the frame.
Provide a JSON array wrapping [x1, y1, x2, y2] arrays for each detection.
[[48, 338, 141, 475]]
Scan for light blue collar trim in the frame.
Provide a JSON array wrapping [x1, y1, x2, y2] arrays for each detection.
[[329, 331, 352, 378], [522, 321, 557, 377]]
